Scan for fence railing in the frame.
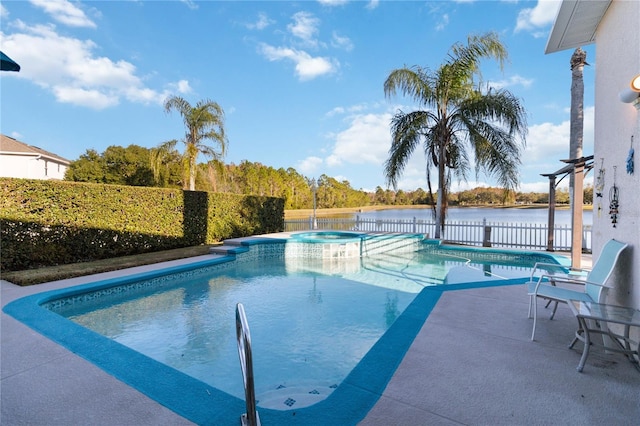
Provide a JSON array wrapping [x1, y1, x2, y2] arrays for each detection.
[[284, 216, 592, 252]]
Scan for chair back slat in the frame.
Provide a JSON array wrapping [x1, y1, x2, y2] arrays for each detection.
[[585, 239, 628, 302]]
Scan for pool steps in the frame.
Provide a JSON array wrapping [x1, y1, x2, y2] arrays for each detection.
[[209, 233, 425, 259], [256, 382, 339, 410]]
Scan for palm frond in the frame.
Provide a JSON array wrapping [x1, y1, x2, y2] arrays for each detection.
[[384, 66, 435, 107], [384, 110, 432, 188]]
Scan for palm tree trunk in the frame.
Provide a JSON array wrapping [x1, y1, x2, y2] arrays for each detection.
[[569, 47, 586, 195], [189, 157, 196, 191], [569, 47, 587, 268], [435, 144, 447, 239]]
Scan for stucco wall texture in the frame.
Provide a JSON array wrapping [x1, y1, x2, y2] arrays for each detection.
[[593, 0, 640, 309]]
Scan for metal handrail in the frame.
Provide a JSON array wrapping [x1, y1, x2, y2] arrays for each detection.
[[236, 303, 260, 426]]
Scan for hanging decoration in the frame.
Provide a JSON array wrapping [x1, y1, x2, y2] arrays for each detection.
[[627, 135, 634, 175], [609, 166, 619, 228], [595, 158, 605, 217]]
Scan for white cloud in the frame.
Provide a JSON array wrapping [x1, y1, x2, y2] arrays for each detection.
[[435, 13, 449, 32], [255, 10, 348, 80], [489, 74, 534, 90], [1, 4, 8, 18], [325, 102, 371, 118], [246, 12, 273, 30], [515, 0, 561, 34], [288, 11, 320, 46], [519, 181, 552, 193], [524, 106, 594, 164], [325, 106, 346, 117], [180, 0, 198, 10], [517, 106, 594, 193], [2, 21, 181, 109], [524, 120, 570, 162], [168, 79, 192, 94], [326, 112, 392, 167], [331, 31, 353, 52], [258, 43, 336, 80], [53, 86, 118, 109], [318, 0, 349, 7], [30, 0, 96, 28], [298, 156, 324, 175], [366, 1, 380, 11]]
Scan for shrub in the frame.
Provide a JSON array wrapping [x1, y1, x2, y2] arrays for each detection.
[[1, 178, 284, 271]]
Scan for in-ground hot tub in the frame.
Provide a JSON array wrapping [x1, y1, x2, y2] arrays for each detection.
[[288, 231, 367, 259], [290, 231, 366, 242]]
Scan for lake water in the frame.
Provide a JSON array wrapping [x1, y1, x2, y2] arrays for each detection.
[[353, 207, 592, 226]]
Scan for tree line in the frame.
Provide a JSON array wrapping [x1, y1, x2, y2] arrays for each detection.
[[64, 143, 591, 210]]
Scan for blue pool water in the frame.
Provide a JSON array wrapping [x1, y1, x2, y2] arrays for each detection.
[[291, 230, 366, 242], [52, 260, 418, 407], [4, 234, 567, 424]]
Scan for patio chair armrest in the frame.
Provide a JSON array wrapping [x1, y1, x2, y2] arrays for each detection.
[[537, 275, 608, 289], [530, 276, 608, 298], [529, 262, 590, 281]]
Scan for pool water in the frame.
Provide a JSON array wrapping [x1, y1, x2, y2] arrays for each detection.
[[55, 260, 417, 406], [48, 243, 555, 409], [5, 235, 568, 423]]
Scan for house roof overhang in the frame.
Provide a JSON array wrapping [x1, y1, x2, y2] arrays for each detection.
[[545, 0, 612, 54]]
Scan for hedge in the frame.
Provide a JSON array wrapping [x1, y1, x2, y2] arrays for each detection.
[[0, 178, 284, 271]]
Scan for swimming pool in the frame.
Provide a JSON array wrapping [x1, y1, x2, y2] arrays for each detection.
[[3, 233, 567, 425]]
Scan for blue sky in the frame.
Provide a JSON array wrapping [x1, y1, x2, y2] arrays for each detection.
[[1, 0, 595, 193]]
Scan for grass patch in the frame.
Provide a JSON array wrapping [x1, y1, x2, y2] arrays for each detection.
[[1, 245, 220, 286]]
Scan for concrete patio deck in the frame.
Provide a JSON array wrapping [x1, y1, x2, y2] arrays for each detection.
[[2, 254, 639, 425]]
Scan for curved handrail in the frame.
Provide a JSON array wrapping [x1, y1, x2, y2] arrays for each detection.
[[236, 303, 260, 426]]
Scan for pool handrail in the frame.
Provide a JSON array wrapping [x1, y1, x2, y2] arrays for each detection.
[[236, 303, 260, 426]]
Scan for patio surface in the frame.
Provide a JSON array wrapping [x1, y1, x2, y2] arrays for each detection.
[[2, 252, 639, 425]]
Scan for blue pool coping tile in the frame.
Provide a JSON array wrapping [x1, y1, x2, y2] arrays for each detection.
[[3, 237, 552, 425]]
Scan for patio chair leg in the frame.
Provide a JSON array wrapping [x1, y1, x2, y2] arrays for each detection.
[[531, 297, 538, 341], [550, 301, 559, 320], [569, 336, 578, 349], [528, 295, 533, 319]]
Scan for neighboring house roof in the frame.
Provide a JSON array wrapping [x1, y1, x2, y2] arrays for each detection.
[[545, 0, 612, 54], [0, 134, 70, 165]]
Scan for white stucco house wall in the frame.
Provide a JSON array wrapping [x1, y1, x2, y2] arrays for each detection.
[[547, 0, 639, 310], [0, 134, 70, 180]]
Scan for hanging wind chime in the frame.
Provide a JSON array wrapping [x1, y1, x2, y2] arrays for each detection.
[[595, 158, 605, 217], [627, 135, 634, 175], [609, 166, 619, 228]]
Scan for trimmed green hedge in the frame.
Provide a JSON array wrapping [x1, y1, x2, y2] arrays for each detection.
[[1, 178, 284, 271]]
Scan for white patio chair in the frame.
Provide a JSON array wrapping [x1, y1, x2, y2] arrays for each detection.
[[527, 239, 629, 341]]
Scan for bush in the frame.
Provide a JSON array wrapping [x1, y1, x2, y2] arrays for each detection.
[[1, 178, 284, 271]]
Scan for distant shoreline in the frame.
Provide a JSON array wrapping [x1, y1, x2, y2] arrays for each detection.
[[285, 204, 593, 219]]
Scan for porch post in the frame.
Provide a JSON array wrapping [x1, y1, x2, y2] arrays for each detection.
[[547, 176, 556, 251], [571, 161, 585, 268]]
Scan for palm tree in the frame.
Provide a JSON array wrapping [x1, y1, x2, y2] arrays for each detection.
[[383, 32, 527, 239], [163, 95, 228, 191], [150, 139, 183, 187]]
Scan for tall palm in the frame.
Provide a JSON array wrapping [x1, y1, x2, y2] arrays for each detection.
[[150, 139, 182, 187], [384, 32, 527, 239], [164, 95, 228, 191]]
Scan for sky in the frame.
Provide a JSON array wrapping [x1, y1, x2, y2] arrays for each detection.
[[0, 0, 596, 193]]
